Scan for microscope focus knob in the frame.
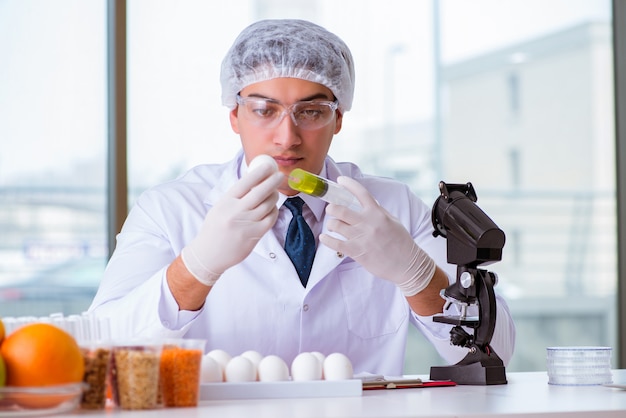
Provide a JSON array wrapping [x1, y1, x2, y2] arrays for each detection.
[[460, 271, 474, 288], [489, 271, 499, 287]]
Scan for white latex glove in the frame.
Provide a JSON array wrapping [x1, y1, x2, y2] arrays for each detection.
[[319, 176, 436, 296], [181, 164, 283, 286]]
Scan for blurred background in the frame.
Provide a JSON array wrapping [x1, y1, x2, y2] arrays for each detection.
[[0, 0, 617, 373]]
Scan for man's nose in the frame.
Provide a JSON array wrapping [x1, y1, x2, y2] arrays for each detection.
[[273, 112, 301, 147]]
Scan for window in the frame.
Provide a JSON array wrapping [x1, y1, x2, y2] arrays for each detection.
[[0, 0, 107, 316], [438, 0, 614, 372]]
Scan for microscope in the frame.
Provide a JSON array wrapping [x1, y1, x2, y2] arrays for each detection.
[[429, 181, 507, 385]]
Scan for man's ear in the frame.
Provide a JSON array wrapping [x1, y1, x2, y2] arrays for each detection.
[[229, 108, 240, 134], [334, 110, 344, 134]]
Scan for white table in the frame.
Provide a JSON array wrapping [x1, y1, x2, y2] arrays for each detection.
[[76, 371, 626, 417]]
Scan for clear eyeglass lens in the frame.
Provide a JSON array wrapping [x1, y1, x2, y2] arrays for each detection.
[[237, 96, 337, 130]]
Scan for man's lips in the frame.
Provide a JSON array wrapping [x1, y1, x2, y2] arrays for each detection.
[[274, 156, 302, 168]]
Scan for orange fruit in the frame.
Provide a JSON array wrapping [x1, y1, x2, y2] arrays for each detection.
[[0, 318, 5, 344], [1, 322, 84, 387], [0, 323, 85, 409]]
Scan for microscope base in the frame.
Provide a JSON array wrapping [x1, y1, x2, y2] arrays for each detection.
[[430, 361, 507, 385]]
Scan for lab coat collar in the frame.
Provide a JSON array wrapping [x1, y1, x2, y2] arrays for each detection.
[[203, 152, 244, 206]]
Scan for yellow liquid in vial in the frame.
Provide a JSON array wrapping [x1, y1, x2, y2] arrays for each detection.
[[288, 168, 328, 197]]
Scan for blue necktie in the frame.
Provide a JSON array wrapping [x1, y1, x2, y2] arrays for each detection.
[[284, 197, 316, 287]]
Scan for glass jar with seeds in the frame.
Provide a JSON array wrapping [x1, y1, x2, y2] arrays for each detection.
[[80, 343, 112, 409], [110, 343, 163, 410], [160, 338, 206, 407]]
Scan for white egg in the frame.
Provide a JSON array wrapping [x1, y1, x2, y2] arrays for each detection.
[[207, 349, 232, 372], [241, 350, 263, 368], [310, 351, 326, 377], [257, 355, 290, 382], [225, 356, 257, 382], [323, 352, 354, 381], [200, 354, 223, 383], [248, 154, 278, 173], [291, 352, 323, 381], [241, 350, 263, 379]]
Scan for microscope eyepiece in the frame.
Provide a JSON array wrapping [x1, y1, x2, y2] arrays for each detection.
[[432, 182, 505, 267]]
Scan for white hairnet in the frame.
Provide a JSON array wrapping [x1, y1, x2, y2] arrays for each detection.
[[220, 19, 355, 112]]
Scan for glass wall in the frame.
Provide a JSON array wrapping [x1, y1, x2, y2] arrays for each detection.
[[437, 0, 615, 372], [0, 0, 615, 373], [0, 0, 108, 316]]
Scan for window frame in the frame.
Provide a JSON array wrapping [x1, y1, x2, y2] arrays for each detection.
[[612, 0, 626, 369]]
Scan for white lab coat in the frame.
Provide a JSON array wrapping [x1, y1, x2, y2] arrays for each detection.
[[89, 151, 515, 375]]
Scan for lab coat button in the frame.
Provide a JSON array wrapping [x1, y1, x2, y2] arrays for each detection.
[[269, 252, 277, 259], [302, 304, 309, 312]]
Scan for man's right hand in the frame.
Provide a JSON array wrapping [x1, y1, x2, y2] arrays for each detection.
[[181, 164, 283, 286]]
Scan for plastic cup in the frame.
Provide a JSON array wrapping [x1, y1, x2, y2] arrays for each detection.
[[80, 343, 112, 409], [159, 339, 206, 407], [110, 343, 163, 410]]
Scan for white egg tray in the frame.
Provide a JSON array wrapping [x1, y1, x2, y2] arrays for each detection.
[[200, 379, 362, 400]]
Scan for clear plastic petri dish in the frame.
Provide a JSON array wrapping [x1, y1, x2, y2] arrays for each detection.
[[546, 347, 612, 385]]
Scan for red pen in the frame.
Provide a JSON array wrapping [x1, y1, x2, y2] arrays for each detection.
[[362, 378, 456, 390]]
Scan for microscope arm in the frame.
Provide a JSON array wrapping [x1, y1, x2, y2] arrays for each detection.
[[474, 269, 498, 348]]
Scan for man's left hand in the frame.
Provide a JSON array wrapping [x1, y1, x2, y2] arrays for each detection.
[[319, 176, 436, 296]]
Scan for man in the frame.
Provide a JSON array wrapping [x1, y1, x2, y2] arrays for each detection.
[[90, 19, 515, 375]]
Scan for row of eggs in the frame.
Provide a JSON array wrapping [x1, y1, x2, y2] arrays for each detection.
[[201, 350, 354, 383]]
